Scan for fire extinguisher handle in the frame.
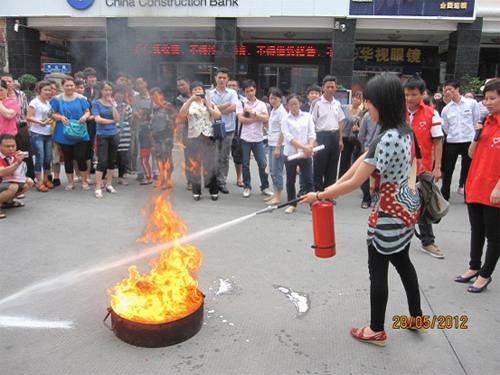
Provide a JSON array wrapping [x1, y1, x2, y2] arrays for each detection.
[[276, 197, 302, 209]]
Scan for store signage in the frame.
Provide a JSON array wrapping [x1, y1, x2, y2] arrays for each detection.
[[105, 0, 238, 7], [135, 43, 425, 67], [43, 63, 72, 73], [356, 46, 422, 64], [349, 0, 475, 19], [136, 44, 332, 57], [67, 0, 95, 10]]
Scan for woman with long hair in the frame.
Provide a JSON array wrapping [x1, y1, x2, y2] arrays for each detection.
[[50, 77, 91, 191], [300, 73, 424, 347], [454, 78, 500, 293], [26, 80, 54, 192], [92, 81, 121, 198]]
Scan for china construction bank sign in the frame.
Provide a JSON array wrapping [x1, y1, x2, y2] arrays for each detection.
[[68, 0, 239, 8]]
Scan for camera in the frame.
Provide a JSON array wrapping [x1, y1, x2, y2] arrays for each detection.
[[244, 112, 250, 118], [22, 151, 29, 158], [197, 94, 205, 99]]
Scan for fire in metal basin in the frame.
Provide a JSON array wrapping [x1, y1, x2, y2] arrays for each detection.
[[104, 192, 204, 347]]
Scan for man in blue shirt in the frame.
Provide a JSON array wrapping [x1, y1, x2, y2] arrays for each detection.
[[210, 68, 238, 194]]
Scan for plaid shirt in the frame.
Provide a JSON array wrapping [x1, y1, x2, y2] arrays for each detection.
[[11, 90, 29, 124]]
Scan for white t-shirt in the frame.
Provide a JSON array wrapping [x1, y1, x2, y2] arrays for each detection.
[[29, 97, 53, 136]]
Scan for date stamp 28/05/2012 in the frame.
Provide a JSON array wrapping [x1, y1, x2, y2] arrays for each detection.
[[393, 315, 468, 330]]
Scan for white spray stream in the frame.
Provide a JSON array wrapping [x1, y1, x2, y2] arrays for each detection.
[[0, 212, 257, 309]]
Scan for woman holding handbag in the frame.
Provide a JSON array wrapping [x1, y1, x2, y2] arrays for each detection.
[[179, 81, 221, 201], [51, 77, 91, 191]]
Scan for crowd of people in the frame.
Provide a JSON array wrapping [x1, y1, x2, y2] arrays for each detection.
[[1, 67, 500, 346]]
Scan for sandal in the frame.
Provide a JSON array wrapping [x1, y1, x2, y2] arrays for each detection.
[[1, 201, 25, 208], [95, 189, 103, 199], [128, 170, 136, 175], [106, 185, 117, 194], [0, 210, 5, 219], [65, 185, 75, 191], [43, 180, 54, 189], [118, 179, 129, 186], [82, 184, 91, 191], [16, 194, 25, 199], [36, 182, 49, 192], [86, 179, 94, 185], [266, 199, 282, 206], [237, 180, 245, 187], [361, 202, 370, 209], [140, 179, 153, 185]]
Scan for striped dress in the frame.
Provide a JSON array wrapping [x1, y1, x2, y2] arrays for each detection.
[[364, 128, 420, 255], [117, 102, 132, 152]]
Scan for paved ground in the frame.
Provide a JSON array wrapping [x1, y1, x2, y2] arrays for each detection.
[[1, 150, 498, 375]]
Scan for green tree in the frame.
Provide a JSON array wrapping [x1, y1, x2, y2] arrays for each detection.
[[18, 74, 38, 99], [460, 74, 485, 95]]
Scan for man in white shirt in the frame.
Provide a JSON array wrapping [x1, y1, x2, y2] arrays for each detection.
[[440, 79, 481, 201], [235, 79, 272, 198], [209, 68, 238, 194], [310, 75, 345, 196]]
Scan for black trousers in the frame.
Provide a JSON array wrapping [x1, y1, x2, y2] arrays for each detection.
[[368, 243, 423, 332], [467, 203, 500, 278], [60, 142, 87, 174], [116, 150, 129, 178], [339, 136, 361, 179], [187, 135, 218, 195], [441, 141, 471, 200], [284, 157, 314, 207], [314, 131, 340, 191]]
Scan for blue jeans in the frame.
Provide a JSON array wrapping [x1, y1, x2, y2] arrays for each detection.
[[241, 139, 269, 191], [30, 132, 52, 174], [268, 145, 284, 191]]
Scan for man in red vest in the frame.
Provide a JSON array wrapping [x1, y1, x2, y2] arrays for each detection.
[[404, 76, 445, 259]]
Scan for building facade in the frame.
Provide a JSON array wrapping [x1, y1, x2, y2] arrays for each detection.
[[1, 0, 499, 97]]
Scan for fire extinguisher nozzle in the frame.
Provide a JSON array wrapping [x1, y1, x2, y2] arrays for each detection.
[[255, 206, 278, 215]]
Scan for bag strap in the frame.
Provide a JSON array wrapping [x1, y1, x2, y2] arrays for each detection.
[[235, 100, 244, 139]]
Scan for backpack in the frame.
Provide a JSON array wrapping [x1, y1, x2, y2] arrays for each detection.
[[416, 170, 449, 225]]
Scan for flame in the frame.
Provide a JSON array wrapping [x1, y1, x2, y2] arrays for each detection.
[[108, 193, 203, 324], [152, 93, 186, 150]]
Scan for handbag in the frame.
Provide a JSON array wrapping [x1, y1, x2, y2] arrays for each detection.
[[58, 94, 87, 141], [212, 120, 226, 140], [63, 119, 87, 140], [416, 170, 450, 225], [412, 134, 449, 227]]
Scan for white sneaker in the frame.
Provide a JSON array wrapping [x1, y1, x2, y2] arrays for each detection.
[[285, 206, 296, 214], [261, 188, 273, 196], [243, 188, 251, 198]]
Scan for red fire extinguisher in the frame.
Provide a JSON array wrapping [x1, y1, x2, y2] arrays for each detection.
[[311, 200, 336, 258]]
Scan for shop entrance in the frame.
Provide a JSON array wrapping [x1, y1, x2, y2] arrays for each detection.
[[258, 65, 319, 98]]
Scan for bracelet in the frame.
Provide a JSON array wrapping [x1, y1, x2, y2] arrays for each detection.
[[316, 191, 321, 201]]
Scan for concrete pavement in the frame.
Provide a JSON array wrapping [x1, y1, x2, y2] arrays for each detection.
[[1, 150, 498, 375]]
